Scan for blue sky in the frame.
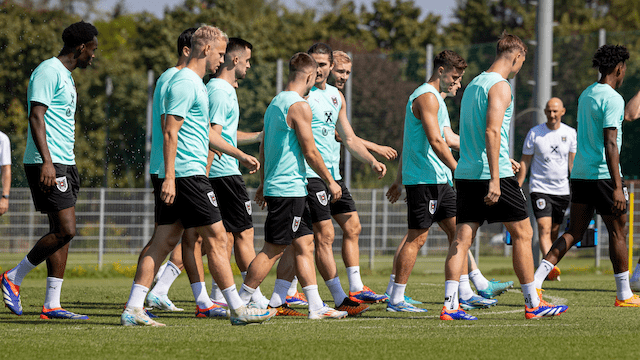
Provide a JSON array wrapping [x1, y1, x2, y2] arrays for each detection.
[[96, 0, 457, 24]]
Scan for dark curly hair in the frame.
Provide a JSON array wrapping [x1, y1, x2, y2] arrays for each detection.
[[61, 21, 98, 50], [593, 45, 630, 76]]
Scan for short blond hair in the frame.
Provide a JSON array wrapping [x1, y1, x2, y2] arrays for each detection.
[[191, 25, 228, 53], [333, 50, 352, 66]]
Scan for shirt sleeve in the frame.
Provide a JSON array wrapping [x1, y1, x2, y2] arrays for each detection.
[[602, 95, 625, 129], [569, 128, 577, 153], [164, 79, 195, 120], [0, 133, 11, 166], [522, 128, 535, 155], [27, 66, 58, 108], [208, 88, 230, 126]]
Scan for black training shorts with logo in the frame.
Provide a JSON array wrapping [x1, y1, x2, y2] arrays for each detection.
[[405, 184, 457, 229], [570, 179, 628, 216], [530, 192, 570, 224], [264, 196, 313, 245], [25, 163, 80, 214], [306, 178, 357, 223], [209, 175, 253, 233], [456, 177, 528, 224], [157, 175, 222, 229]]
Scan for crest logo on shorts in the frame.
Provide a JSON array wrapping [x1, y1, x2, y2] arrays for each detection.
[[331, 96, 338, 107], [316, 191, 329, 206], [245, 200, 252, 215], [207, 191, 218, 207], [292, 216, 301, 232], [536, 198, 546, 210], [429, 200, 438, 215], [55, 176, 68, 192], [623, 187, 629, 202]]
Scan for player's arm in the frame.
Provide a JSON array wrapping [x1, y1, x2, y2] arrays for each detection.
[[205, 123, 224, 177], [386, 155, 403, 204], [28, 103, 55, 190], [335, 131, 398, 161], [254, 133, 267, 209], [604, 127, 626, 214], [443, 126, 460, 152], [624, 89, 640, 121], [517, 154, 533, 187], [161, 114, 183, 205], [335, 92, 386, 178], [568, 152, 575, 174], [485, 81, 511, 205], [0, 164, 10, 215], [208, 125, 259, 174], [413, 92, 457, 172], [237, 130, 263, 146], [289, 102, 341, 202]]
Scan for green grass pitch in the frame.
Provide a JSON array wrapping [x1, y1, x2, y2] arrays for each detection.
[[1, 255, 638, 359]]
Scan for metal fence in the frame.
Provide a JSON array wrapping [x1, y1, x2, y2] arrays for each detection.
[[1, 185, 638, 269]]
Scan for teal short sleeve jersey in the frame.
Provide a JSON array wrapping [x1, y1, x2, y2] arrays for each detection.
[[206, 78, 242, 178], [455, 72, 514, 180], [160, 68, 210, 178], [263, 91, 308, 197], [304, 85, 342, 180], [149, 67, 179, 175], [402, 83, 453, 185], [24, 57, 77, 165], [571, 82, 625, 180]]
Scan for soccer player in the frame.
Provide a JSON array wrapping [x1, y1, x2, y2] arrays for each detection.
[[628, 89, 640, 292], [121, 25, 276, 326], [238, 52, 348, 320], [1, 21, 98, 320], [0, 130, 11, 216], [204, 38, 269, 308], [517, 97, 576, 281], [533, 45, 640, 307], [442, 32, 567, 320]]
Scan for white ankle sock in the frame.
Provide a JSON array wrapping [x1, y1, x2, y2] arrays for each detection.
[[7, 256, 36, 286], [238, 283, 255, 305], [534, 260, 555, 289], [386, 274, 395, 295], [302, 285, 324, 312], [222, 285, 244, 310], [151, 261, 180, 296], [614, 271, 633, 301], [325, 277, 347, 305], [346, 266, 364, 293], [210, 279, 225, 302], [44, 277, 63, 309], [468, 269, 489, 291], [521, 281, 540, 308], [269, 279, 291, 307], [458, 275, 475, 301], [390, 282, 406, 305], [191, 282, 214, 309], [444, 280, 459, 310], [127, 284, 149, 309], [287, 277, 299, 296]]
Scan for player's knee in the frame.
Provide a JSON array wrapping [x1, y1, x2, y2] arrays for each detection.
[[57, 225, 76, 242], [343, 221, 361, 238]]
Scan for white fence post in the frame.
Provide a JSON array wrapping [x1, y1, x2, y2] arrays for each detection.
[[98, 187, 106, 270], [369, 189, 377, 270]]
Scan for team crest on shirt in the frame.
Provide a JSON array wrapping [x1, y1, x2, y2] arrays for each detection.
[[429, 200, 437, 215], [292, 216, 301, 232], [207, 191, 218, 207], [66, 108, 72, 117], [561, 136, 567, 142], [331, 96, 338, 107], [245, 200, 252, 215], [55, 176, 68, 192], [536, 198, 546, 210], [322, 128, 329, 136], [316, 191, 329, 206]]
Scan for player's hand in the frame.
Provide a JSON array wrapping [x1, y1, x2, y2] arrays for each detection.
[[39, 161, 56, 192], [375, 145, 398, 161], [484, 179, 501, 206], [386, 182, 402, 204], [510, 158, 521, 173], [160, 178, 176, 205], [0, 198, 8, 216], [612, 187, 627, 216], [371, 161, 387, 179], [254, 183, 266, 210], [240, 154, 260, 174], [212, 149, 223, 158], [328, 180, 342, 203]]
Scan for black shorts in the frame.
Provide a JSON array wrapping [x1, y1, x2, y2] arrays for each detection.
[[157, 175, 222, 229], [264, 197, 313, 245], [456, 177, 528, 224], [151, 174, 163, 223], [306, 178, 357, 223], [25, 163, 80, 214], [570, 179, 629, 216], [530, 192, 570, 224], [209, 175, 253, 233], [405, 184, 457, 229]]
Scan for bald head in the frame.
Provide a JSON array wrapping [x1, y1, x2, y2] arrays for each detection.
[[544, 97, 566, 129]]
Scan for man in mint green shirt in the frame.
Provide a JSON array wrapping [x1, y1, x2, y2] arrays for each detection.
[[534, 45, 640, 307], [2, 21, 98, 320]]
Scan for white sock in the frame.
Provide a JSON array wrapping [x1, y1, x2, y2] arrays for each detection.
[[238, 283, 255, 305], [468, 269, 489, 291], [222, 285, 244, 310], [191, 282, 214, 309], [210, 279, 225, 302], [458, 275, 475, 301], [126, 284, 149, 309], [521, 281, 540, 308], [631, 264, 640, 282], [346, 266, 364, 293], [390, 282, 406, 305], [614, 271, 634, 301], [287, 276, 299, 296], [325, 277, 348, 306], [156, 262, 168, 280], [302, 285, 324, 312], [43, 277, 63, 309], [269, 279, 291, 308], [386, 274, 395, 295], [534, 260, 555, 289], [151, 261, 181, 296], [444, 280, 459, 310], [7, 256, 37, 286]]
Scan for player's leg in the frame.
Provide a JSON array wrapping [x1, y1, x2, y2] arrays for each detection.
[[602, 213, 639, 306], [386, 228, 429, 313], [440, 222, 478, 320], [233, 228, 268, 308], [207, 234, 231, 305], [266, 246, 306, 316], [147, 242, 185, 311], [384, 233, 422, 304]]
